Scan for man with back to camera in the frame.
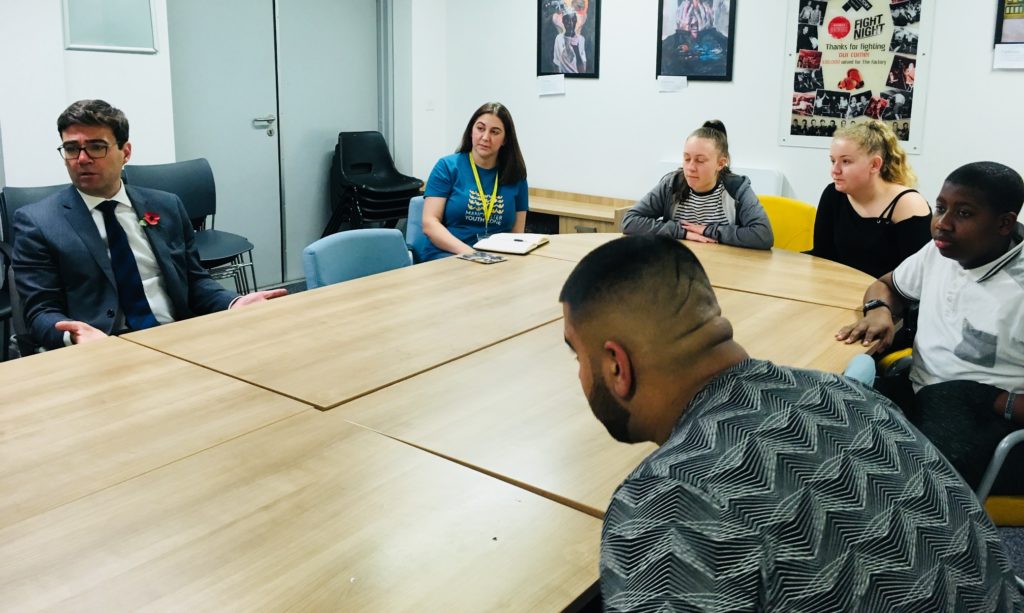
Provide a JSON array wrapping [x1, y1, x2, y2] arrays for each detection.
[[12, 99, 286, 350], [838, 161, 1024, 495], [559, 234, 1021, 611]]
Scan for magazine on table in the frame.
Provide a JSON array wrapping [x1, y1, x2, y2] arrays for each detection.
[[457, 251, 507, 264]]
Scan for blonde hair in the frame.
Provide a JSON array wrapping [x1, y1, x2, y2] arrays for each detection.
[[833, 120, 917, 187]]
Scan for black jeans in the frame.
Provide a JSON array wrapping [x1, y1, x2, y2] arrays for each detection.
[[878, 377, 1023, 495]]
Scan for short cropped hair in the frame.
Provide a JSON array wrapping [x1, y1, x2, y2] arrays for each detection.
[[57, 99, 130, 147], [945, 162, 1024, 216], [559, 235, 714, 325]]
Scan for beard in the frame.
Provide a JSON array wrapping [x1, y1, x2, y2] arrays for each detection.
[[587, 377, 633, 443]]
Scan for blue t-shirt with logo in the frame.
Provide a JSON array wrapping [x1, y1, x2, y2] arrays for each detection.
[[420, 152, 529, 261]]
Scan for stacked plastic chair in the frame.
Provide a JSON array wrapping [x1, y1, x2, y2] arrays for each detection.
[[323, 131, 422, 236]]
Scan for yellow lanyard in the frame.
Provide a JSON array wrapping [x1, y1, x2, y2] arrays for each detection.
[[469, 153, 499, 226]]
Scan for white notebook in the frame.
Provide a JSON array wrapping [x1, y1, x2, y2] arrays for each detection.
[[473, 233, 550, 255]]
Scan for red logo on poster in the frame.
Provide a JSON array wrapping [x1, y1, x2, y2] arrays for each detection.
[[829, 16, 851, 38]]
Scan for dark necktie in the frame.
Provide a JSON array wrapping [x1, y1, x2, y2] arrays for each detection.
[[97, 200, 159, 331]]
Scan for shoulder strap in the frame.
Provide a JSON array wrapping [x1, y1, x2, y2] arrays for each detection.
[[880, 189, 918, 220]]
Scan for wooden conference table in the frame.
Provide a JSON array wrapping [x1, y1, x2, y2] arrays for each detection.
[[531, 233, 871, 310], [124, 235, 872, 411], [0, 233, 872, 609]]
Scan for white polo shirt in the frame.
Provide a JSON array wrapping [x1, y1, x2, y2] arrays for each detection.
[[892, 225, 1024, 393]]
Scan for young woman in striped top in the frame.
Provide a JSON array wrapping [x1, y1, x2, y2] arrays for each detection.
[[622, 120, 773, 249]]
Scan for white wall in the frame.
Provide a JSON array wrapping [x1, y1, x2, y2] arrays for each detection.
[[0, 0, 175, 187], [400, 0, 1024, 206], [402, 0, 450, 181]]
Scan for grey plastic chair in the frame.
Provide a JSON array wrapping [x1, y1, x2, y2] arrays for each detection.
[[975, 429, 1024, 502], [124, 158, 256, 293]]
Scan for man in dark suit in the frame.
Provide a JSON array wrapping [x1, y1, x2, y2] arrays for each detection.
[[12, 99, 285, 350]]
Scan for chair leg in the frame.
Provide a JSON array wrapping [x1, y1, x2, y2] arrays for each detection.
[[232, 259, 244, 294], [975, 429, 1024, 502], [322, 209, 344, 238], [244, 250, 257, 292], [2, 319, 9, 362]]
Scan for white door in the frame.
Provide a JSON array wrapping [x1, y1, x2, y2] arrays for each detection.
[[166, 0, 283, 287], [167, 0, 383, 287], [277, 0, 381, 281]]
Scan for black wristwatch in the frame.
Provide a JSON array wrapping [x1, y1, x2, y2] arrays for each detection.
[[863, 299, 891, 317]]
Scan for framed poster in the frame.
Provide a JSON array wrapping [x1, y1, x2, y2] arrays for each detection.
[[996, 0, 1024, 44], [537, 0, 601, 78], [781, 0, 934, 153], [656, 0, 737, 81]]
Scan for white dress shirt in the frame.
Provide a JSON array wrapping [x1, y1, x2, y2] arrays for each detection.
[[65, 185, 175, 344]]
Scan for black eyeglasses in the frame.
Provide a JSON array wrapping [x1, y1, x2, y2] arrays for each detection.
[[58, 141, 111, 160]]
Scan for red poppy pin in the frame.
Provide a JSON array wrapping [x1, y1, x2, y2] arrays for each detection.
[[139, 212, 160, 227]]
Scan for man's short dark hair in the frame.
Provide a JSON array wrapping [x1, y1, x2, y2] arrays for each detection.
[[945, 162, 1024, 216], [559, 235, 713, 324], [57, 99, 130, 147]]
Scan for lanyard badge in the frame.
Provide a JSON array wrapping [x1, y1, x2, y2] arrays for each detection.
[[469, 153, 499, 227]]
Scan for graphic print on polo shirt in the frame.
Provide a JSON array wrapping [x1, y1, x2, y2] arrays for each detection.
[[464, 189, 505, 226], [954, 319, 997, 368]]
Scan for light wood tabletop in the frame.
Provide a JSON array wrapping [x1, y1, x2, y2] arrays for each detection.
[[0, 338, 310, 531], [0, 415, 601, 611], [341, 293, 865, 518], [124, 254, 576, 410], [528, 233, 875, 310]]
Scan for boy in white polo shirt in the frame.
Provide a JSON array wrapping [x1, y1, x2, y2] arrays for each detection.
[[837, 161, 1024, 493]]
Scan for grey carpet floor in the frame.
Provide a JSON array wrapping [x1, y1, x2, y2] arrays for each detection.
[[1000, 527, 1024, 576]]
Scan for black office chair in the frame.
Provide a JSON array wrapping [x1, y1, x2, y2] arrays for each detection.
[[0, 242, 12, 361], [123, 158, 256, 293], [324, 131, 423, 235], [0, 184, 70, 359]]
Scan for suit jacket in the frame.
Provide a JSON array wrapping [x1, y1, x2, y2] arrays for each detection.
[[12, 184, 237, 350]]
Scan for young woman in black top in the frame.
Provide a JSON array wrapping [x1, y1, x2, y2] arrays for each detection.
[[809, 120, 931, 278]]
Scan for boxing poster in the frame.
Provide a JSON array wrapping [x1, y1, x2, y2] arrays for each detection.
[[782, 0, 932, 153]]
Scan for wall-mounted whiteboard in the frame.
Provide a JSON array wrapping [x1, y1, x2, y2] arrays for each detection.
[[63, 0, 157, 54]]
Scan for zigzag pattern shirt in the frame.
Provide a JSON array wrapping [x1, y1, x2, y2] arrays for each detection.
[[601, 359, 1023, 612]]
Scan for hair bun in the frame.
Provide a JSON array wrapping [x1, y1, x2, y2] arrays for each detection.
[[702, 120, 727, 136]]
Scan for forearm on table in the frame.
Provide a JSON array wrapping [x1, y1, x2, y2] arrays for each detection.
[[422, 219, 473, 255], [993, 390, 1024, 426], [863, 276, 905, 320]]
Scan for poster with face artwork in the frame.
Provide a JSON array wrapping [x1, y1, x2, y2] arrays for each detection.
[[780, 0, 933, 153], [656, 0, 737, 80], [537, 0, 601, 78]]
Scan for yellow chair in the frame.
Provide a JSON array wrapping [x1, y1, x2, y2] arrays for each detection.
[[758, 195, 816, 252]]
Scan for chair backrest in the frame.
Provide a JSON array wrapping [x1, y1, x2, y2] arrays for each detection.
[[302, 228, 410, 289], [0, 184, 70, 243], [759, 194, 816, 252], [337, 131, 399, 180], [405, 196, 430, 263], [123, 158, 216, 228]]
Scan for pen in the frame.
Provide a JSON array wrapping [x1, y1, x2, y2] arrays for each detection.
[[513, 238, 524, 242]]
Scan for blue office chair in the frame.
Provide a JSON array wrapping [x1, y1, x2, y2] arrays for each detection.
[[302, 228, 411, 289], [405, 196, 431, 264]]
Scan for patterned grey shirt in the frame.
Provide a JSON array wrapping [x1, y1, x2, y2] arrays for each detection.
[[602, 359, 1023, 612]]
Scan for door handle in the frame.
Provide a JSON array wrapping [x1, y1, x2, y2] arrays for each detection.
[[252, 114, 276, 126]]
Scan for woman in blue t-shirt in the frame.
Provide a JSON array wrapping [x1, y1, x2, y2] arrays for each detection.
[[421, 102, 529, 261]]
